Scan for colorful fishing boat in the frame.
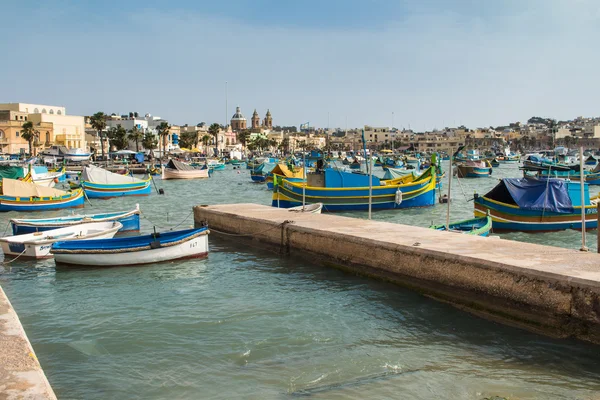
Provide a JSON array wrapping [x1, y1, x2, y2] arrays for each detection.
[[272, 166, 437, 211], [349, 159, 361, 169], [537, 169, 600, 185], [10, 205, 140, 235], [250, 161, 276, 183], [80, 165, 152, 198], [161, 159, 209, 180], [207, 159, 226, 171], [429, 214, 492, 236], [266, 163, 304, 190], [585, 155, 598, 166], [51, 226, 210, 266], [456, 160, 492, 178], [0, 178, 84, 212], [473, 177, 597, 232], [0, 221, 122, 259]]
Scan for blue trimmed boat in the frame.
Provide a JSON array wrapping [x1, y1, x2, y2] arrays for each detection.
[[456, 160, 492, 178], [430, 214, 492, 236], [0, 178, 84, 212], [474, 177, 597, 232], [537, 169, 600, 185], [10, 205, 141, 235], [80, 166, 151, 198], [272, 166, 437, 211], [51, 226, 210, 266]]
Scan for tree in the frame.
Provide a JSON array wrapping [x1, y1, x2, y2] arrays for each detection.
[[237, 129, 251, 151], [127, 126, 143, 152], [107, 125, 128, 150], [278, 138, 290, 154], [180, 131, 198, 149], [201, 134, 211, 152], [142, 132, 157, 151], [20, 121, 39, 156], [156, 122, 171, 160], [208, 123, 220, 145], [89, 112, 107, 161]]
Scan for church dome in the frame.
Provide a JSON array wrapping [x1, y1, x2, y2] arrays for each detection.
[[231, 106, 246, 121]]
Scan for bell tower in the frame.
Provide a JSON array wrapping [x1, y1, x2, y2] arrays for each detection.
[[251, 109, 260, 129], [264, 109, 273, 129]]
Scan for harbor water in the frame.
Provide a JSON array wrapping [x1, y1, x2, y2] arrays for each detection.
[[2, 163, 600, 399]]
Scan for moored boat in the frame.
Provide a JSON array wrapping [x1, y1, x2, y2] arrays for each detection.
[[10, 205, 141, 235], [161, 160, 209, 180], [0, 178, 84, 212], [429, 214, 492, 236], [0, 221, 122, 259], [51, 226, 210, 266], [474, 177, 597, 232], [287, 203, 323, 214], [456, 160, 492, 178], [80, 165, 151, 198]]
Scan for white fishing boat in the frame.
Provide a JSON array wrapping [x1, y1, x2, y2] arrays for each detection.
[[29, 167, 65, 187], [161, 160, 209, 180], [64, 148, 92, 162], [287, 203, 323, 214], [51, 227, 209, 266], [40, 146, 91, 162], [0, 221, 122, 259]]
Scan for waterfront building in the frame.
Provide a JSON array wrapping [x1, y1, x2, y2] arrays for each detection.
[[0, 103, 86, 151]]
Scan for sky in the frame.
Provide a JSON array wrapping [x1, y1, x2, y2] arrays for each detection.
[[2, 0, 600, 131]]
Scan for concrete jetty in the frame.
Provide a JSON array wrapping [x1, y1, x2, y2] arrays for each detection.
[[194, 203, 600, 344], [0, 286, 56, 399]]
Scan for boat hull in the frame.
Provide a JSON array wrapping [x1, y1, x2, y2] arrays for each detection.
[[161, 168, 209, 180], [457, 165, 491, 178], [0, 189, 84, 212], [430, 215, 492, 236], [474, 195, 598, 232], [82, 180, 152, 198], [53, 230, 209, 266]]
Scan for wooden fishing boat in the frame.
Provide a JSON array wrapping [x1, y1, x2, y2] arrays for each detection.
[[349, 159, 361, 169], [51, 226, 209, 266], [490, 158, 500, 168], [287, 203, 323, 214], [0, 221, 122, 259], [10, 205, 140, 235], [273, 166, 437, 211], [30, 166, 66, 187], [537, 169, 600, 185], [161, 159, 209, 180], [456, 160, 492, 178], [473, 177, 597, 232], [266, 163, 304, 190], [585, 155, 597, 166], [80, 165, 151, 198], [0, 178, 84, 212], [429, 214, 492, 236], [207, 159, 226, 170]]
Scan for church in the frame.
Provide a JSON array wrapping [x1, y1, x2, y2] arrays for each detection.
[[230, 107, 272, 133]]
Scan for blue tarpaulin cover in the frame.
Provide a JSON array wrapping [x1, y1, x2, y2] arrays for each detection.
[[499, 177, 574, 213]]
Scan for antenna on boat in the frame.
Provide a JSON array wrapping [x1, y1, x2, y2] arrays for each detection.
[[580, 146, 588, 251], [361, 129, 372, 219]]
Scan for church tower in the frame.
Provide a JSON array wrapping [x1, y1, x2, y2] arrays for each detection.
[[263, 109, 273, 129], [251, 109, 260, 129]]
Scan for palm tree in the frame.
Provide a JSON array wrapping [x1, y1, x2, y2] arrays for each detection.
[[156, 122, 171, 161], [89, 112, 107, 161], [142, 132, 157, 152], [201, 135, 211, 154], [127, 126, 143, 152], [20, 121, 39, 157], [208, 123, 220, 155]]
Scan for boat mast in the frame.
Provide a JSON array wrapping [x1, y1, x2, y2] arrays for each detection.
[[446, 149, 453, 231], [362, 129, 372, 219]]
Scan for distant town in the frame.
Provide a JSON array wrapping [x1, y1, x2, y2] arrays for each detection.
[[0, 102, 598, 157]]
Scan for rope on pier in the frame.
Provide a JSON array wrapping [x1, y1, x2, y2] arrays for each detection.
[[208, 220, 295, 238]]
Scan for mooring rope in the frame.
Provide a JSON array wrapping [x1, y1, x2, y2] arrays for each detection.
[[208, 220, 294, 237], [3, 248, 28, 264]]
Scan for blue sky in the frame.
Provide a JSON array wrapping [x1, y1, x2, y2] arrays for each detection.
[[2, 0, 600, 130]]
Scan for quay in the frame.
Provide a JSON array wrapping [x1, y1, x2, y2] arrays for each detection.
[[0, 286, 56, 399], [194, 203, 600, 344]]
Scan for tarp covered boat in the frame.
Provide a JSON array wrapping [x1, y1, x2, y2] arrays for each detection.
[[0, 178, 84, 211], [266, 163, 304, 189], [474, 177, 597, 231], [161, 159, 209, 180], [81, 165, 151, 198], [52, 226, 210, 266], [430, 214, 492, 236]]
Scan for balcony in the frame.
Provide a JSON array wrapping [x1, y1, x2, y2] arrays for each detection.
[[0, 138, 8, 144]]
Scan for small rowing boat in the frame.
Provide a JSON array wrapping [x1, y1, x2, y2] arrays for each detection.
[[429, 214, 492, 236], [51, 227, 209, 266], [287, 203, 323, 214], [0, 221, 122, 259]]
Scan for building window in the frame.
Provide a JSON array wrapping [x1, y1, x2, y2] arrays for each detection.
[[49, 109, 54, 115], [34, 108, 39, 113], [16, 131, 19, 137], [57, 110, 62, 115], [46, 132, 50, 143], [42, 109, 47, 113]]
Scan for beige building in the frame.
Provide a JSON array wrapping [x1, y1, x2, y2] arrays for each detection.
[[0, 103, 87, 150], [0, 109, 54, 155]]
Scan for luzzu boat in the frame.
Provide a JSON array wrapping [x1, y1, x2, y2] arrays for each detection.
[[10, 205, 141, 235], [80, 165, 151, 198], [272, 166, 437, 211], [474, 177, 597, 232], [456, 160, 492, 178], [537, 169, 600, 185], [266, 163, 304, 190], [0, 178, 84, 212], [251, 161, 276, 183], [429, 214, 492, 236]]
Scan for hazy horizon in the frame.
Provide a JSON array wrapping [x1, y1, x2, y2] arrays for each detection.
[[3, 0, 600, 130]]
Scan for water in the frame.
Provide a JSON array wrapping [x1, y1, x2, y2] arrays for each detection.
[[2, 164, 600, 399]]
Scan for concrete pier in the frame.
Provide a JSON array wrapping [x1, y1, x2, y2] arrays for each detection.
[[0, 286, 56, 399], [194, 203, 600, 344]]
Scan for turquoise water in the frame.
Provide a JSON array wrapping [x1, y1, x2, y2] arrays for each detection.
[[2, 163, 600, 399]]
